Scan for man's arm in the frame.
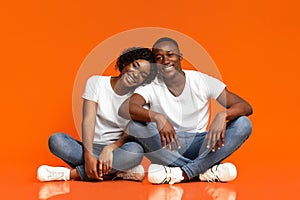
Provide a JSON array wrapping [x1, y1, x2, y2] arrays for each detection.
[[217, 88, 253, 120], [119, 94, 180, 151], [207, 88, 253, 151]]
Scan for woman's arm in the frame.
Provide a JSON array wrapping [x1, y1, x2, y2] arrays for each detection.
[[98, 130, 131, 174], [82, 99, 103, 180]]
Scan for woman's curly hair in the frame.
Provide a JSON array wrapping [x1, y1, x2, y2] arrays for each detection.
[[116, 47, 157, 84]]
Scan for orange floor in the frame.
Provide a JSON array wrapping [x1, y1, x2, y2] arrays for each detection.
[[1, 158, 298, 200]]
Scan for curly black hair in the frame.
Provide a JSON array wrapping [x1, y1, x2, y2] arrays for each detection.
[[116, 47, 157, 84]]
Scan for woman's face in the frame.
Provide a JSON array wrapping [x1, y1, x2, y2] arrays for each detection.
[[120, 59, 151, 88]]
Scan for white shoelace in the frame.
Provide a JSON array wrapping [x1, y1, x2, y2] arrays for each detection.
[[162, 166, 184, 185], [201, 165, 221, 183], [47, 168, 66, 181]]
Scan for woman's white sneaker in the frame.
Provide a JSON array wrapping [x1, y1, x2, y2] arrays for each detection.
[[148, 164, 184, 185], [115, 165, 145, 181], [199, 163, 237, 182], [37, 165, 70, 182]]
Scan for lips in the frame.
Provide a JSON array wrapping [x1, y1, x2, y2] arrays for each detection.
[[161, 64, 174, 72], [126, 73, 137, 84]]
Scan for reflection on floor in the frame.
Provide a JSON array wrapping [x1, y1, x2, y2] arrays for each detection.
[[37, 179, 237, 200]]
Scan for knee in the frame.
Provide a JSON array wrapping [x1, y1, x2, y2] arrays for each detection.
[[125, 142, 144, 154], [48, 132, 67, 153], [233, 116, 252, 138], [123, 142, 144, 163], [128, 121, 157, 138]]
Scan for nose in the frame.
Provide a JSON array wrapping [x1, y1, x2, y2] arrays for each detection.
[[132, 69, 140, 78], [162, 56, 170, 65]]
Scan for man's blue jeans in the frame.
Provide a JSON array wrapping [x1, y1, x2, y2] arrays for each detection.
[[48, 133, 144, 181], [128, 116, 252, 180]]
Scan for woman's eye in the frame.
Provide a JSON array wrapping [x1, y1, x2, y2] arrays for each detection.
[[155, 56, 162, 61]]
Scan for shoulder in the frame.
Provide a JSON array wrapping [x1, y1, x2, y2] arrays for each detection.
[[86, 75, 111, 85]]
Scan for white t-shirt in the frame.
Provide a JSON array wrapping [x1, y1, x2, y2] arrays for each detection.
[[82, 76, 132, 145], [135, 70, 226, 133]]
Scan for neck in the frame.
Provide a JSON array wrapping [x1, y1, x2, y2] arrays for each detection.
[[111, 76, 131, 96], [163, 70, 186, 97], [164, 70, 185, 87]]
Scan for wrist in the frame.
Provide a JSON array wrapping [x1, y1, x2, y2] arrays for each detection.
[[217, 110, 228, 121], [152, 113, 165, 124], [105, 144, 116, 151], [84, 151, 94, 161]]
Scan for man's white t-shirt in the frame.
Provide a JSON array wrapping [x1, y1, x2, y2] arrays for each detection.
[[82, 76, 132, 145], [135, 70, 226, 133]]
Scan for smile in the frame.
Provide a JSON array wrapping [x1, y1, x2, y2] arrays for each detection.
[[127, 74, 136, 83], [162, 65, 174, 72]]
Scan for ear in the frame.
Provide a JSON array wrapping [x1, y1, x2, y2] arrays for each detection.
[[179, 53, 183, 60]]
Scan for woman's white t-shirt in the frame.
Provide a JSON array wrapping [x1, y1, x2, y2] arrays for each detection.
[[82, 76, 132, 145], [135, 70, 226, 133]]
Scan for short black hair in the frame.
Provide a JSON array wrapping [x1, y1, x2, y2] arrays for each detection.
[[152, 37, 180, 53], [116, 47, 157, 84]]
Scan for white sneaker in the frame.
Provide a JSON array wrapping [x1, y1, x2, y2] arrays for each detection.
[[148, 164, 184, 185], [115, 165, 145, 181], [37, 165, 70, 182], [199, 163, 237, 182]]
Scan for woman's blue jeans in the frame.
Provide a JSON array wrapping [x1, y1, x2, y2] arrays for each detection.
[[48, 133, 144, 181], [128, 116, 252, 180]]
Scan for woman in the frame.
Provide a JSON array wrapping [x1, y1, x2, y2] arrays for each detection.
[[37, 47, 157, 182]]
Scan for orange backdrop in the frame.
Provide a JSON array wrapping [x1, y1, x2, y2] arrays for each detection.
[[0, 0, 299, 198]]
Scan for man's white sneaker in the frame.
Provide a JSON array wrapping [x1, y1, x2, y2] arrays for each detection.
[[37, 165, 70, 182], [199, 163, 237, 182], [115, 165, 145, 181], [148, 164, 184, 185]]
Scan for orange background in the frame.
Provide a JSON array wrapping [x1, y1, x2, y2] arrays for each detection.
[[0, 0, 299, 199]]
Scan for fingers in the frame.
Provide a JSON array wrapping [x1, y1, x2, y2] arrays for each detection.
[[175, 135, 181, 150], [98, 160, 112, 175], [161, 136, 165, 149], [160, 131, 181, 151], [108, 159, 113, 172], [86, 163, 103, 180], [207, 130, 221, 152], [221, 127, 225, 147], [98, 160, 103, 178]]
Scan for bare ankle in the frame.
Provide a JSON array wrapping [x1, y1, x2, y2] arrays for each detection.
[[70, 168, 81, 180]]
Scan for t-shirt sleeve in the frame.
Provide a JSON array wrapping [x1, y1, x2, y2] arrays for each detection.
[[203, 74, 226, 99], [134, 84, 154, 104], [82, 76, 100, 102]]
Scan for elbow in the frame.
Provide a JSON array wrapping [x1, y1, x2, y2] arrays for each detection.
[[118, 100, 131, 120], [246, 103, 253, 116]]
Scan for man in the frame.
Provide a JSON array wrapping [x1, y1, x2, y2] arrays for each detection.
[[119, 37, 253, 184]]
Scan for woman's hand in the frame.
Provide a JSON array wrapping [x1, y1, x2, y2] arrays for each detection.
[[206, 111, 227, 152], [98, 145, 114, 175], [84, 151, 103, 180]]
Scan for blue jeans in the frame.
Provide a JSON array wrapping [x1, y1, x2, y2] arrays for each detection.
[[128, 116, 252, 180], [48, 133, 144, 181]]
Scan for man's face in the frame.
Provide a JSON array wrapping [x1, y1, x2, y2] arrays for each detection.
[[152, 41, 182, 80]]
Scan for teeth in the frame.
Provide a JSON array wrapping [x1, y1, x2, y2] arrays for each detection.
[[164, 65, 173, 71], [127, 74, 135, 83]]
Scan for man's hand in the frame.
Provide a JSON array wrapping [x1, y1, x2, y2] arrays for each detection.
[[84, 152, 103, 180], [155, 114, 181, 151], [206, 111, 227, 152], [98, 146, 114, 175]]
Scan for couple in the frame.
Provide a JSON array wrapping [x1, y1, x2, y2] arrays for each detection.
[[37, 37, 253, 184]]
